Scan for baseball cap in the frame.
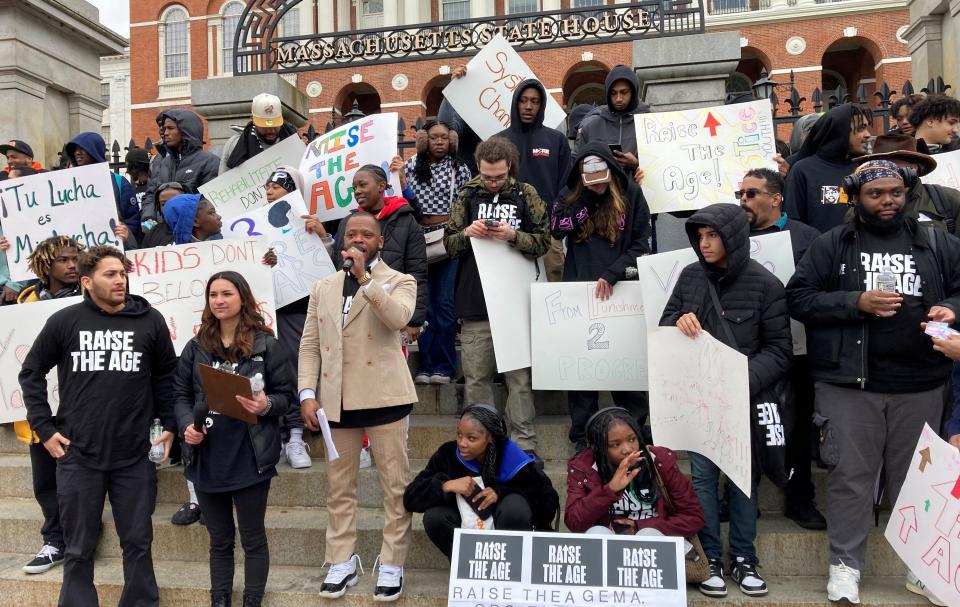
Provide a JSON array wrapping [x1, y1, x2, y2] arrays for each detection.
[[125, 147, 150, 168], [0, 140, 34, 158], [581, 155, 611, 186], [252, 93, 284, 128]]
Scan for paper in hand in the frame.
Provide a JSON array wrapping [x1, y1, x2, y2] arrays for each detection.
[[316, 409, 340, 461]]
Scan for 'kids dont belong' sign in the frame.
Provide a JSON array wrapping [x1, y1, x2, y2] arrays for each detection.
[[299, 112, 402, 221]]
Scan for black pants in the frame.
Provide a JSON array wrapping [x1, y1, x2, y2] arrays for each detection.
[[785, 358, 816, 504], [195, 479, 271, 598], [31, 442, 63, 548], [276, 310, 305, 432], [57, 454, 158, 607], [422, 493, 533, 559], [567, 390, 649, 450]]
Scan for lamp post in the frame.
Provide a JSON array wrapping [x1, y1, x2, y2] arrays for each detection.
[[752, 68, 778, 100]]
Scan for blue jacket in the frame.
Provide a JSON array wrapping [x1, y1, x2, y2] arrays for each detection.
[[67, 132, 141, 240]]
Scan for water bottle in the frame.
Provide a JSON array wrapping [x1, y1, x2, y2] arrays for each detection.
[[148, 418, 165, 464], [250, 373, 264, 398], [876, 265, 897, 293]]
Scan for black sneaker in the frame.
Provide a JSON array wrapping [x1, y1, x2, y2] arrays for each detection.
[[171, 502, 201, 525], [731, 557, 768, 597], [785, 500, 827, 530], [23, 543, 63, 574], [699, 558, 727, 597], [373, 563, 404, 602]]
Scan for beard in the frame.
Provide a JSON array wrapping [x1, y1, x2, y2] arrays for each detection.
[[857, 206, 905, 236]]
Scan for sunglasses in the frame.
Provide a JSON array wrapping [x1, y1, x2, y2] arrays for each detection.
[[734, 188, 773, 200]]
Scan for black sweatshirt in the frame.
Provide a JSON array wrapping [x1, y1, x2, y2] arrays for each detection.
[[20, 294, 178, 471]]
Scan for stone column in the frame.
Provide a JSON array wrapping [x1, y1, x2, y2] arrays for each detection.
[[384, 0, 399, 27], [67, 94, 105, 137], [404, 0, 419, 24], [318, 0, 335, 33], [905, 15, 944, 86]]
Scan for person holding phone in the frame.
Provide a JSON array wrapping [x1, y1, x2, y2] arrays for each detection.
[[574, 64, 650, 172], [174, 271, 296, 607]]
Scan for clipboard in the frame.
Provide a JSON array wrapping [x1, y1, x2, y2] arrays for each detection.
[[198, 364, 258, 425]]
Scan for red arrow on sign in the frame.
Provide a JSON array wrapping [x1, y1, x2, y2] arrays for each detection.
[[704, 113, 721, 137]]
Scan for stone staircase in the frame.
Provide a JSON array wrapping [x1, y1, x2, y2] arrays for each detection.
[[0, 380, 930, 606]]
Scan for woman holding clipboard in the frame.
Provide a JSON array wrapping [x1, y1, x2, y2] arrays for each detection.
[[173, 271, 296, 607]]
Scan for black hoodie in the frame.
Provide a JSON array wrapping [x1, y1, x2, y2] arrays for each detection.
[[574, 65, 651, 156], [20, 294, 178, 471], [550, 144, 651, 284], [497, 79, 572, 208]]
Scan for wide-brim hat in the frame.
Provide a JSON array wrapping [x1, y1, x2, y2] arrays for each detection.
[[856, 134, 938, 176]]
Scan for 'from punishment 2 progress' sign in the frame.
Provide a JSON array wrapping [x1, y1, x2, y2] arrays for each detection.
[[449, 530, 685, 607]]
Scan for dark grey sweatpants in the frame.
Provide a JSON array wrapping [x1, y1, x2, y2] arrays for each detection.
[[815, 381, 944, 570]]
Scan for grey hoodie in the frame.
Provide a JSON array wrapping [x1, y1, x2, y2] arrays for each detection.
[[574, 65, 651, 156]]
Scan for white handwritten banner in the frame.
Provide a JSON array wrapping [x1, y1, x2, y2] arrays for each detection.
[[925, 149, 960, 190], [885, 424, 960, 606], [0, 297, 80, 423], [299, 113, 402, 221], [223, 191, 335, 307], [647, 327, 752, 496], [531, 282, 648, 391], [126, 238, 275, 354], [199, 135, 306, 221], [442, 33, 566, 140], [635, 100, 777, 214], [0, 164, 121, 281]]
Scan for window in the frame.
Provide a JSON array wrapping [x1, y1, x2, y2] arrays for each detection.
[[162, 7, 189, 79], [100, 82, 110, 105], [280, 5, 300, 36], [442, 0, 471, 20], [572, 0, 603, 6], [222, 2, 243, 75], [361, 0, 383, 28], [508, 0, 539, 13]]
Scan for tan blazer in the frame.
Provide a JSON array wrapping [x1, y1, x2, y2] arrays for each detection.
[[298, 260, 418, 422]]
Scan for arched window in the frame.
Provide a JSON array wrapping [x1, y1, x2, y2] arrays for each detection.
[[162, 7, 189, 80], [221, 1, 244, 75]]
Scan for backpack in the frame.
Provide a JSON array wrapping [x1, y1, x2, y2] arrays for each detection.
[[924, 184, 956, 234]]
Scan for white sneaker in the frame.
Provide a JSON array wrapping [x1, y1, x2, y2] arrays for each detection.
[[827, 562, 861, 604], [373, 562, 404, 602], [359, 446, 373, 469], [319, 554, 362, 599], [414, 373, 431, 384], [285, 439, 312, 469], [429, 374, 451, 384], [907, 570, 947, 606]]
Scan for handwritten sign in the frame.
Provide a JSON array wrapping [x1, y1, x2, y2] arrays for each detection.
[[449, 529, 685, 607], [199, 135, 306, 221], [0, 164, 121, 281], [885, 423, 960, 607], [0, 297, 80, 423], [299, 113, 402, 221], [531, 282, 648, 391], [647, 327, 752, 496], [126, 238, 275, 354], [442, 33, 566, 140], [635, 100, 777, 213], [925, 149, 960, 190]]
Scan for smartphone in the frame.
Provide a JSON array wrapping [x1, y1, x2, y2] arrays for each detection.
[[484, 218, 500, 227], [608, 143, 623, 155]]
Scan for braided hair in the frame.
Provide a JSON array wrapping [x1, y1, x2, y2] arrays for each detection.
[[27, 236, 83, 288], [357, 163, 388, 185], [586, 407, 649, 486], [460, 404, 508, 489]]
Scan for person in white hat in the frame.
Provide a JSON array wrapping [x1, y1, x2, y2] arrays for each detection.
[[219, 93, 300, 174]]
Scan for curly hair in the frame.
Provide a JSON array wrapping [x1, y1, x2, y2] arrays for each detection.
[[891, 94, 924, 120], [908, 94, 960, 128], [475, 136, 519, 177], [460, 404, 508, 489], [197, 271, 272, 362], [78, 245, 129, 278], [564, 173, 627, 245], [27, 236, 83, 287]]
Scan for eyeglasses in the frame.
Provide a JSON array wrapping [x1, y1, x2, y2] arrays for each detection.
[[734, 189, 773, 200], [480, 174, 508, 185]]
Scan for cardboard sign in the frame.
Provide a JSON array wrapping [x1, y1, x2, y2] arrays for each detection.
[[223, 191, 336, 307], [0, 297, 80, 423], [885, 423, 960, 606], [126, 238, 276, 354], [531, 281, 648, 391], [924, 149, 960, 190], [299, 113, 402, 221], [635, 100, 777, 213], [442, 33, 566, 140], [449, 529, 685, 607], [0, 164, 121, 281], [199, 135, 306, 221], [647, 327, 752, 496]]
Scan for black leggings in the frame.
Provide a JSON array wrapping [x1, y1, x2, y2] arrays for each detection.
[[195, 479, 271, 598], [422, 493, 534, 559]]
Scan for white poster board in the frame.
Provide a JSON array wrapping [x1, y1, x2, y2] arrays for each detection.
[[924, 148, 960, 190], [199, 135, 307, 221], [0, 164, 121, 281], [442, 33, 566, 140], [472, 238, 543, 372], [0, 297, 81, 423], [223, 191, 335, 307], [635, 100, 777, 213], [299, 113, 402, 221], [647, 327, 752, 496], [127, 238, 275, 354], [531, 282, 648, 391], [885, 423, 960, 606]]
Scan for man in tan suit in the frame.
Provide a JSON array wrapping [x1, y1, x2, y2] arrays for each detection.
[[299, 212, 417, 602]]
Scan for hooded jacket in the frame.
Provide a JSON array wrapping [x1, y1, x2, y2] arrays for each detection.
[[66, 132, 140, 240], [142, 109, 221, 221], [220, 121, 300, 174], [551, 144, 651, 284], [659, 204, 793, 395], [497, 79, 571, 207], [574, 65, 651, 156]]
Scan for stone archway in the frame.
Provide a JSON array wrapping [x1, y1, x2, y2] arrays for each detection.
[[562, 60, 610, 109], [421, 74, 451, 120], [335, 82, 381, 117]]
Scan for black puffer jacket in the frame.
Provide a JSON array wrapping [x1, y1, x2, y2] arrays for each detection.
[[659, 204, 793, 395], [173, 332, 295, 473]]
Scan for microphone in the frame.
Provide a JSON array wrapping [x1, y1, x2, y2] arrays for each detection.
[[342, 243, 367, 272]]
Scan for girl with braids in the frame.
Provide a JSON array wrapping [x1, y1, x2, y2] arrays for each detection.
[[565, 407, 703, 539], [403, 404, 559, 559]]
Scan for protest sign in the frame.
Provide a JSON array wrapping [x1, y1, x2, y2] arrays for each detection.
[[442, 33, 566, 140], [0, 164, 121, 281], [299, 113, 402, 221], [223, 191, 335, 307], [635, 100, 777, 213], [449, 529, 685, 607], [127, 238, 275, 353], [647, 327, 752, 496], [531, 282, 648, 391], [199, 135, 306, 221], [472, 238, 543, 372], [885, 423, 960, 606], [0, 297, 80, 424], [924, 149, 960, 190]]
